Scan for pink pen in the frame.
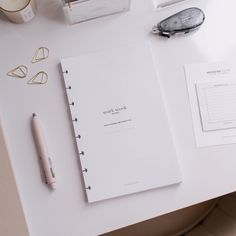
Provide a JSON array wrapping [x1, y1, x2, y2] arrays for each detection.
[[32, 113, 56, 189]]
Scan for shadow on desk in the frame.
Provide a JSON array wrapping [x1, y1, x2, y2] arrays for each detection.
[[0, 11, 9, 22], [0, 122, 30, 236], [102, 192, 236, 236]]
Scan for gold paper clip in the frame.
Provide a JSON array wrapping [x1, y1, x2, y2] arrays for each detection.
[[27, 71, 48, 85], [31, 47, 49, 64], [7, 65, 28, 78]]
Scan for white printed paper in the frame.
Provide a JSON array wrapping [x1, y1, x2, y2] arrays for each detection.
[[196, 80, 236, 131], [185, 62, 236, 147]]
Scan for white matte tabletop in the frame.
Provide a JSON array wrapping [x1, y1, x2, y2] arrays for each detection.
[[1, 0, 236, 235]]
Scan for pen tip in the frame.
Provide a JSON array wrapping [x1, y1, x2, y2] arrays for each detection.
[[32, 113, 36, 117]]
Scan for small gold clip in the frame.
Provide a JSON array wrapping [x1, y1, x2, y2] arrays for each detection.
[[7, 65, 28, 78], [27, 71, 48, 85], [31, 47, 49, 64]]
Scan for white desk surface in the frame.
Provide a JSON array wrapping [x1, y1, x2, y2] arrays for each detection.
[[1, 0, 236, 235]]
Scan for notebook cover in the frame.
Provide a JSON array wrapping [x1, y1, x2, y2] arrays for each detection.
[[61, 42, 182, 202]]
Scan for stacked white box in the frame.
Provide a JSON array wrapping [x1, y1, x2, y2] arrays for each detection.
[[62, 0, 131, 24]]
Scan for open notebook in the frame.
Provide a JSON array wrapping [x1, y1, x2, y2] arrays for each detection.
[[0, 121, 29, 236], [61, 42, 182, 203]]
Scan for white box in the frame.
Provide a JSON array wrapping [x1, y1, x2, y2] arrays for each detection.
[[62, 0, 131, 25], [153, 0, 189, 9]]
